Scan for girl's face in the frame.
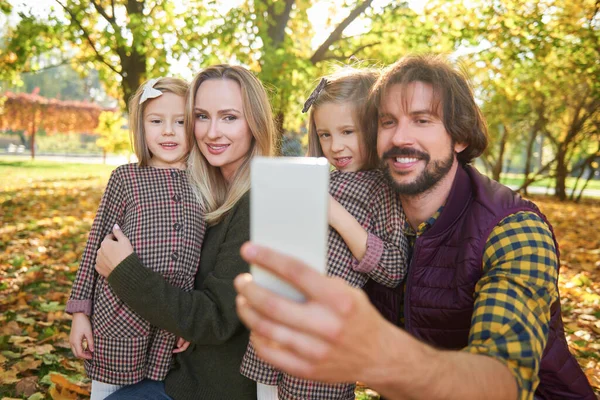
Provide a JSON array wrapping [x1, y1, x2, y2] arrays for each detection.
[[144, 92, 188, 170], [313, 102, 367, 172], [193, 79, 253, 183]]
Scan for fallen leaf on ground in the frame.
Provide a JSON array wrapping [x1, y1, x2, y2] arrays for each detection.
[[15, 376, 39, 396], [49, 372, 91, 396]]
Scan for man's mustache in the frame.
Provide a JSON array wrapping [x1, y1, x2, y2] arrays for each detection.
[[381, 147, 429, 161]]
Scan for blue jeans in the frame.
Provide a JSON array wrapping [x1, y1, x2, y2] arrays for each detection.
[[105, 379, 172, 400]]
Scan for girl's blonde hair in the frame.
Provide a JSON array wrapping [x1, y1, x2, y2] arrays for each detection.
[[185, 65, 276, 225], [129, 77, 189, 166], [306, 68, 380, 170]]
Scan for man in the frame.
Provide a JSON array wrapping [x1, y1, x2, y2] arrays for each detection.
[[235, 55, 596, 399]]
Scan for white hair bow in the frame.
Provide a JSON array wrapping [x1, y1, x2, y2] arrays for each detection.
[[139, 78, 163, 104]]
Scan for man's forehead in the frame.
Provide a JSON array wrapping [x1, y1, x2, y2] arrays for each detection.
[[380, 81, 439, 115]]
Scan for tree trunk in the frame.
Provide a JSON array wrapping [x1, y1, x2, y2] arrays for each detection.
[[275, 111, 285, 155], [522, 129, 538, 196], [119, 53, 146, 109], [491, 124, 509, 182], [575, 164, 597, 203], [29, 108, 37, 160], [555, 146, 568, 201], [29, 130, 35, 160], [119, 0, 147, 109], [569, 161, 587, 201], [572, 142, 600, 201]]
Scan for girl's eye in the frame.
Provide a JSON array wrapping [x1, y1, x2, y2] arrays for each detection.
[[176, 120, 185, 126], [224, 115, 237, 122], [380, 120, 394, 128], [151, 119, 162, 124], [415, 118, 431, 125], [196, 113, 207, 120], [318, 133, 330, 139], [342, 130, 354, 135]]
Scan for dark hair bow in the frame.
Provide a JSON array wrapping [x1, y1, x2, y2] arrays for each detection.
[[302, 78, 328, 113]]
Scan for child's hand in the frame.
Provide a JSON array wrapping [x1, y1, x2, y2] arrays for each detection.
[[70, 313, 94, 360], [173, 337, 190, 354]]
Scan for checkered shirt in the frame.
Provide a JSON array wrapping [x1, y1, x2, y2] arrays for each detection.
[[405, 209, 558, 400], [66, 164, 206, 385], [241, 169, 409, 399]]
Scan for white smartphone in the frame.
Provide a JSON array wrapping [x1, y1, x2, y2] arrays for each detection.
[[250, 156, 329, 301]]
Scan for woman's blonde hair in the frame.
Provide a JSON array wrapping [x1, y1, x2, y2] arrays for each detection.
[[306, 68, 380, 170], [129, 77, 189, 166], [185, 65, 276, 225]]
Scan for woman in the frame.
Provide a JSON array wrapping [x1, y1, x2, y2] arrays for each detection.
[[95, 65, 276, 400]]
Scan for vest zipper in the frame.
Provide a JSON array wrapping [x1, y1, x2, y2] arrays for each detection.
[[403, 236, 420, 333]]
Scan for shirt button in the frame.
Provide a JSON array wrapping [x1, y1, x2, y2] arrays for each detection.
[[173, 223, 183, 231], [171, 251, 179, 261], [171, 171, 178, 178], [172, 194, 181, 202]]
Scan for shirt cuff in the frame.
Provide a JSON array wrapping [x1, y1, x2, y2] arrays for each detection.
[[353, 233, 384, 274], [65, 299, 92, 316]]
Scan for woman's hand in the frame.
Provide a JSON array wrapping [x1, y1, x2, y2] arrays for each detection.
[[95, 224, 133, 278], [173, 337, 191, 354], [70, 313, 94, 360]]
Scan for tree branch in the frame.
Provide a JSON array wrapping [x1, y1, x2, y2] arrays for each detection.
[[90, 0, 115, 24], [55, 0, 122, 76], [517, 157, 556, 192], [310, 0, 374, 64], [317, 41, 380, 62], [90, 0, 123, 42], [266, 0, 295, 47], [19, 56, 96, 74]]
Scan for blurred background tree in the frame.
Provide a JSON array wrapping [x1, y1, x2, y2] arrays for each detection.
[[95, 110, 130, 164], [0, 0, 598, 199]]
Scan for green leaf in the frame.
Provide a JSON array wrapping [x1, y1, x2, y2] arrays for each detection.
[[38, 301, 64, 312], [16, 315, 36, 325]]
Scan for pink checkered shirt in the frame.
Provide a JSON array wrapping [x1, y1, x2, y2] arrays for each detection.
[[241, 169, 409, 399], [66, 164, 206, 385]]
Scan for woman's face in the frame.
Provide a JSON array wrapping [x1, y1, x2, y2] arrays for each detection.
[[193, 79, 253, 182]]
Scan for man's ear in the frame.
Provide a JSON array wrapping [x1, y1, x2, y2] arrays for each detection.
[[454, 142, 467, 154]]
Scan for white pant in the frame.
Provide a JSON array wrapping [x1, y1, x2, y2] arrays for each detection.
[[257, 383, 279, 400], [91, 380, 124, 400]]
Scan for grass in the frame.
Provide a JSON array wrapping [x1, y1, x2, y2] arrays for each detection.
[[0, 157, 116, 190], [498, 173, 600, 191]]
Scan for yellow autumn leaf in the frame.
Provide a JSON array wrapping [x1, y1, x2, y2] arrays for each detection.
[[22, 344, 54, 356], [49, 373, 91, 396], [13, 357, 42, 373], [0, 367, 19, 385]]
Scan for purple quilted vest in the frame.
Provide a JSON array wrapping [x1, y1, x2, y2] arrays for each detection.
[[366, 165, 595, 399]]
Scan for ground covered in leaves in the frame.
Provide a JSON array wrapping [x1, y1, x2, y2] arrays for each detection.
[[0, 159, 599, 399]]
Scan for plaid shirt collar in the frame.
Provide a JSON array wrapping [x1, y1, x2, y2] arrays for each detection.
[[404, 205, 445, 245]]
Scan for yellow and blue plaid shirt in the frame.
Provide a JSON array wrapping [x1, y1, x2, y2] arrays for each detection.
[[404, 207, 558, 400]]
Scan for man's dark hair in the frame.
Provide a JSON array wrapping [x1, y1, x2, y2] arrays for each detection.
[[372, 54, 488, 164]]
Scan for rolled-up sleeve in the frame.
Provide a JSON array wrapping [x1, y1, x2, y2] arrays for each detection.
[[464, 211, 558, 400]]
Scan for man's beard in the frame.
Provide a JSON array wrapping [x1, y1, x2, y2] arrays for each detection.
[[381, 146, 454, 196]]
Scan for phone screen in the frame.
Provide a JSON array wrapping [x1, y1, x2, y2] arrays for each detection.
[[250, 157, 329, 301]]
